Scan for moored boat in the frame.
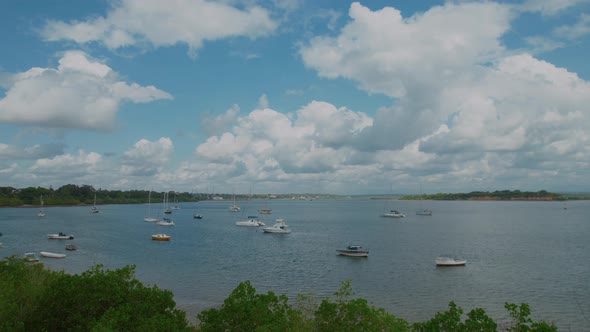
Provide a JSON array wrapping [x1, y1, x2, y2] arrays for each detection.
[[152, 233, 171, 241], [236, 216, 265, 227], [416, 209, 433, 216], [65, 244, 77, 251], [193, 214, 203, 219], [262, 219, 291, 234], [40, 251, 66, 258], [24, 252, 40, 262], [382, 210, 405, 218], [47, 232, 74, 240], [435, 257, 466, 266], [157, 218, 175, 226], [336, 245, 369, 257]]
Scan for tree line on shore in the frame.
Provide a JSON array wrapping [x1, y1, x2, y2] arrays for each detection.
[[400, 190, 571, 201], [2, 185, 585, 207], [0, 256, 558, 331]]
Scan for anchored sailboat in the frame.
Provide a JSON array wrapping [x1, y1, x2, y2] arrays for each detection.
[[37, 194, 46, 217], [144, 191, 159, 222]]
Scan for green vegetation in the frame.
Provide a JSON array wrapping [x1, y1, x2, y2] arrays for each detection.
[[400, 190, 567, 201], [0, 184, 199, 207], [0, 257, 190, 331], [0, 184, 341, 207], [0, 257, 559, 331]]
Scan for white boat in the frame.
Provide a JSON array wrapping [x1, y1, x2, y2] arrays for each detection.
[[40, 251, 66, 258], [152, 233, 171, 241], [193, 213, 203, 219], [236, 216, 265, 227], [24, 252, 40, 262], [90, 193, 99, 213], [336, 245, 369, 257], [171, 193, 180, 210], [37, 194, 46, 217], [47, 232, 74, 240], [229, 191, 240, 212], [415, 185, 432, 216], [157, 218, 175, 226], [258, 196, 272, 214], [435, 257, 466, 266], [262, 219, 291, 234], [163, 192, 172, 214], [144, 191, 159, 222], [416, 209, 433, 216], [382, 210, 405, 218]]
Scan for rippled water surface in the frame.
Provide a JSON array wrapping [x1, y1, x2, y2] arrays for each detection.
[[1, 198, 589, 330]]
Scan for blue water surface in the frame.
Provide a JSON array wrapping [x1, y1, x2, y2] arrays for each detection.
[[1, 198, 589, 330]]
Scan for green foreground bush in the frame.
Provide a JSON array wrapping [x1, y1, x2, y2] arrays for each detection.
[[0, 257, 557, 331]]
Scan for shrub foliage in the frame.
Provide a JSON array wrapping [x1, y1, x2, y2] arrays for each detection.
[[0, 257, 558, 331]]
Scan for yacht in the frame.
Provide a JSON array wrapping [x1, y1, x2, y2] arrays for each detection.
[[262, 219, 291, 234], [47, 232, 74, 240], [336, 245, 369, 257]]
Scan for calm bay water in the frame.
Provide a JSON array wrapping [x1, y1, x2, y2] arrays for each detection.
[[1, 198, 589, 330]]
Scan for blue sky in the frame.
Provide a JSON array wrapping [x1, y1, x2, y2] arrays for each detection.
[[1, 0, 590, 195]]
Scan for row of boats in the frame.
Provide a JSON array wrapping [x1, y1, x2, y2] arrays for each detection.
[[335, 245, 466, 266], [381, 208, 433, 218], [22, 232, 78, 261], [234, 216, 291, 233]]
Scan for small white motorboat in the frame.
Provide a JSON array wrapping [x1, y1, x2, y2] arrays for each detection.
[[435, 257, 466, 266], [262, 219, 291, 234], [40, 251, 66, 258], [157, 218, 175, 226], [152, 233, 171, 241], [382, 210, 405, 218], [193, 214, 203, 219], [336, 245, 369, 257], [236, 216, 265, 227], [47, 232, 74, 240]]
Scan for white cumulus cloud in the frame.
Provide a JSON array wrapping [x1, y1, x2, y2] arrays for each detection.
[[0, 51, 172, 130], [120, 137, 174, 176], [41, 0, 278, 56]]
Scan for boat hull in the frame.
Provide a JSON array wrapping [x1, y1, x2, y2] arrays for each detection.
[[47, 234, 74, 240], [152, 234, 171, 241], [336, 250, 369, 257], [435, 258, 466, 266], [262, 229, 291, 234], [40, 251, 66, 258]]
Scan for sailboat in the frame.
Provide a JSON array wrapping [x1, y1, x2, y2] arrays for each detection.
[[171, 192, 180, 210], [90, 193, 99, 213], [258, 195, 272, 214], [144, 191, 159, 222], [163, 192, 172, 214], [229, 191, 240, 212], [381, 185, 405, 218], [37, 194, 46, 217], [415, 185, 432, 216]]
